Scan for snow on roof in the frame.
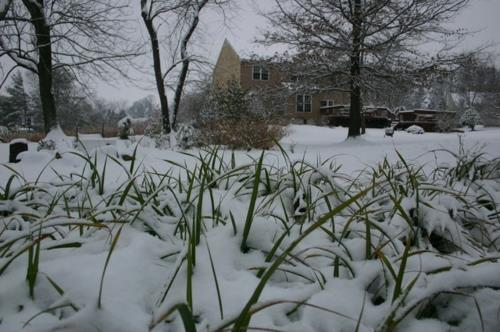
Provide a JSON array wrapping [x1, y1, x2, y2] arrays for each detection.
[[400, 109, 455, 114]]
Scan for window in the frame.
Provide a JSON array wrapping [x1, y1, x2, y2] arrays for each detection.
[[296, 95, 312, 113], [252, 65, 269, 80], [320, 100, 334, 108]]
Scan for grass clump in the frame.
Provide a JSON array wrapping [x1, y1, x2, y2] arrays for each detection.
[[0, 143, 499, 331]]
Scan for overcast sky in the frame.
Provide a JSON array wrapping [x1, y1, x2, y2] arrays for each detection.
[[2, 0, 499, 104], [99, 0, 500, 104]]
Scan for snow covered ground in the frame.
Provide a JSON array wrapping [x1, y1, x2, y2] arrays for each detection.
[[2, 126, 500, 183], [0, 125, 499, 332]]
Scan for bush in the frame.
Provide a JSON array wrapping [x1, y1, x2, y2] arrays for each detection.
[[175, 123, 198, 150], [201, 116, 286, 150], [460, 107, 482, 131], [435, 112, 456, 132], [199, 80, 286, 149]]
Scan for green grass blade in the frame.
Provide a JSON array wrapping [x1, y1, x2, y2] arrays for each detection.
[[98, 225, 123, 309], [240, 151, 265, 253]]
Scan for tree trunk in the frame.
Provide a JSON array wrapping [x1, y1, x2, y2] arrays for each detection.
[[141, 2, 171, 134], [348, 0, 362, 138], [172, 1, 208, 131], [22, 0, 57, 134], [361, 109, 366, 134]]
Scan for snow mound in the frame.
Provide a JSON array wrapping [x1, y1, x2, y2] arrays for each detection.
[[406, 125, 425, 134], [39, 125, 75, 152]]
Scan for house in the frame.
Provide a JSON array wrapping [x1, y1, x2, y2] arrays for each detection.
[[397, 109, 456, 132], [212, 40, 350, 124], [212, 40, 461, 131], [320, 105, 395, 128]]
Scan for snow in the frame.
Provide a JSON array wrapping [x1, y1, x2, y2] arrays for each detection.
[[406, 125, 425, 134], [0, 0, 10, 13], [0, 125, 499, 332], [117, 116, 132, 128], [9, 138, 29, 144]]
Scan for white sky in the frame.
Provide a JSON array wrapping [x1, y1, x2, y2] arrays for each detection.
[[2, 0, 500, 105], [100, 0, 500, 104]]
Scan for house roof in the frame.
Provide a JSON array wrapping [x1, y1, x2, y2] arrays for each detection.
[[399, 109, 455, 114]]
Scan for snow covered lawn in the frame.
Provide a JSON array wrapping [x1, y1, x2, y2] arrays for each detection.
[[0, 125, 499, 332]]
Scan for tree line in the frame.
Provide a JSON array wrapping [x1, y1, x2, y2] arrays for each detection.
[[0, 68, 158, 134]]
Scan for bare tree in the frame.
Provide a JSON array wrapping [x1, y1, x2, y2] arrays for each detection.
[[450, 56, 500, 126], [140, 0, 228, 135], [264, 0, 472, 138], [0, 0, 138, 133]]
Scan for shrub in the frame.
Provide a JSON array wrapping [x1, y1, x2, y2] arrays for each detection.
[[199, 80, 286, 149], [201, 116, 286, 150], [175, 123, 198, 150], [435, 112, 456, 132], [117, 116, 132, 139], [460, 107, 482, 130]]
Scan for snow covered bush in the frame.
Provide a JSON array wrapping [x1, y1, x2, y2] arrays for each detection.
[[406, 125, 425, 134], [144, 121, 169, 149], [0, 126, 8, 135], [175, 123, 199, 150], [144, 124, 197, 150], [460, 107, 482, 131], [118, 116, 132, 139]]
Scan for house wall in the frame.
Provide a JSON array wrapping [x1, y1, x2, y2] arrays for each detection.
[[240, 62, 283, 90], [212, 40, 351, 124], [212, 40, 241, 88], [288, 91, 350, 124]]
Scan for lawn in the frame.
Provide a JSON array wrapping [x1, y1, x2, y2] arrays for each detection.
[[0, 125, 499, 332]]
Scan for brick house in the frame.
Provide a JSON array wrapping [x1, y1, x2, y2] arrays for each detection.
[[212, 40, 350, 124], [212, 40, 457, 131]]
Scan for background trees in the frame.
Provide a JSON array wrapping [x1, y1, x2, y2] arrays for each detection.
[[264, 0, 472, 138], [0, 72, 31, 128], [0, 0, 138, 133]]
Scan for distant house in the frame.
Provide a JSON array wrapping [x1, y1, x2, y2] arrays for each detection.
[[397, 109, 456, 131], [212, 40, 350, 124], [212, 40, 460, 131]]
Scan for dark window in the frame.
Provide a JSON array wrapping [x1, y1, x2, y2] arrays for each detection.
[[296, 94, 312, 113], [320, 100, 334, 108], [252, 65, 269, 81]]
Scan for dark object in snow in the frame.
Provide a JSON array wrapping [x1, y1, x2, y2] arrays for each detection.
[[293, 191, 308, 216], [118, 117, 132, 140], [429, 232, 461, 254], [121, 154, 134, 161], [385, 127, 394, 137], [9, 140, 28, 163]]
